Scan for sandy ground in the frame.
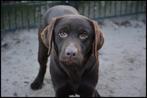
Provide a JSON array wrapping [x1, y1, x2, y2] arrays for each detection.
[[1, 15, 146, 97]]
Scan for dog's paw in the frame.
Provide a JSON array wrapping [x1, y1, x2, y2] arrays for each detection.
[[30, 80, 43, 90]]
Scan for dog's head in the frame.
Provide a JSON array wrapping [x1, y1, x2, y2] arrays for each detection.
[[41, 15, 104, 66]]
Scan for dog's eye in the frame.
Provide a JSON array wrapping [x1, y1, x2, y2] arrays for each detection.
[[59, 31, 68, 38], [79, 32, 88, 40]]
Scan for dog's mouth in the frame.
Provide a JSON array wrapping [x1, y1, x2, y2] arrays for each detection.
[[59, 54, 85, 66], [59, 51, 84, 66], [59, 58, 77, 65]]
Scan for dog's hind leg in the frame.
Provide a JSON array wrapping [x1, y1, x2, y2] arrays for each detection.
[[31, 34, 49, 90]]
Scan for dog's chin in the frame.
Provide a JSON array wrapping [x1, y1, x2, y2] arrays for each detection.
[[59, 58, 81, 66], [61, 60, 75, 65]]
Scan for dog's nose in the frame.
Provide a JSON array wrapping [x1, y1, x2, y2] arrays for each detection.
[[66, 50, 76, 57], [65, 43, 77, 58]]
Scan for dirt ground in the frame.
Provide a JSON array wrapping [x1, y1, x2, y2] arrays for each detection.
[[1, 15, 146, 97]]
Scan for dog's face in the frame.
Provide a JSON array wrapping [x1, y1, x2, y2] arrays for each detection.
[[41, 15, 104, 66], [54, 16, 94, 65]]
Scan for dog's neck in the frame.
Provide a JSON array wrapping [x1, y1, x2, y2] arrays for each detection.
[[51, 46, 98, 91]]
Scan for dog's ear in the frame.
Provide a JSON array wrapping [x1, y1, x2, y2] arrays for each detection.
[[80, 15, 104, 50], [92, 20, 104, 50], [40, 17, 61, 55], [89, 20, 104, 61]]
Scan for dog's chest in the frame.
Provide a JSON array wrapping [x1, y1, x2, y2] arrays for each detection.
[[63, 65, 83, 91]]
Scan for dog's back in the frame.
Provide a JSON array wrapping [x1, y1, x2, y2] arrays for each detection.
[[42, 5, 79, 26]]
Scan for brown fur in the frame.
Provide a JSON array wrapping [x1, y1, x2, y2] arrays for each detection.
[[40, 15, 104, 61], [31, 5, 104, 97]]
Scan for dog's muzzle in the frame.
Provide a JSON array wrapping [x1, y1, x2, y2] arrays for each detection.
[[59, 42, 83, 65]]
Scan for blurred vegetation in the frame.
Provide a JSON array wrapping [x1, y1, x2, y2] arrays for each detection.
[[78, 1, 146, 18], [1, 1, 146, 32]]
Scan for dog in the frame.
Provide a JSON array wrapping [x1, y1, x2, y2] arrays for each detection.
[[30, 5, 104, 97]]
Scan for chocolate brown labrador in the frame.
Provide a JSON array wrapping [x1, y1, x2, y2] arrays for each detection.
[[30, 5, 104, 97]]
